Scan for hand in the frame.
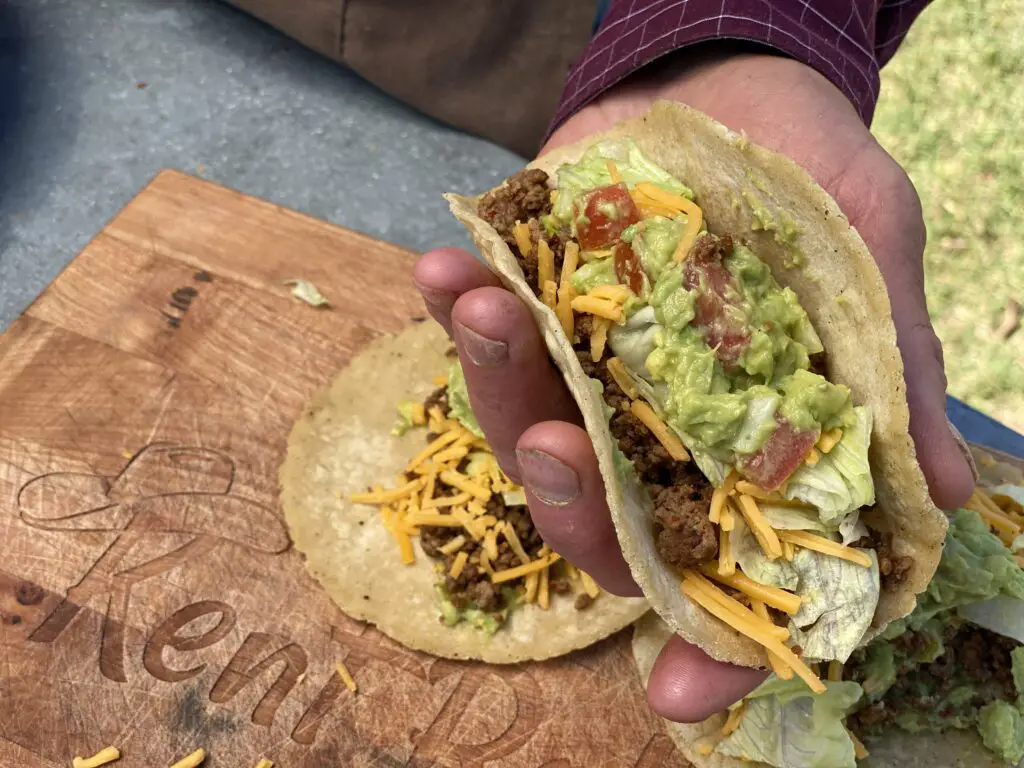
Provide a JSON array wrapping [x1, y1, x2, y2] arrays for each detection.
[[415, 49, 975, 723]]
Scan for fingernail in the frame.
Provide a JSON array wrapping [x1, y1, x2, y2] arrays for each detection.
[[516, 449, 580, 506], [947, 419, 979, 483], [415, 282, 456, 314], [454, 322, 508, 367]]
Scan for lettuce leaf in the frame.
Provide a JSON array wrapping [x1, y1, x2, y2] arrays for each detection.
[[447, 362, 484, 437], [884, 508, 1024, 639], [716, 677, 863, 768], [552, 139, 694, 222], [784, 406, 874, 523], [788, 547, 880, 663], [733, 517, 799, 589], [607, 305, 661, 377]]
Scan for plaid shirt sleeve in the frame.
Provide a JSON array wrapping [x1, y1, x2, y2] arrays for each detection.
[[551, 0, 932, 132]]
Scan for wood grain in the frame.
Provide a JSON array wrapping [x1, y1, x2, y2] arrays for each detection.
[[0, 170, 689, 768]]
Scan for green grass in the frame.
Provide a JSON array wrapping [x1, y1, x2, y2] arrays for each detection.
[[872, 0, 1024, 432]]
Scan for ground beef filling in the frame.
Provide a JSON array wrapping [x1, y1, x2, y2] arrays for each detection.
[[417, 388, 570, 616], [847, 623, 1021, 736], [853, 524, 914, 591]]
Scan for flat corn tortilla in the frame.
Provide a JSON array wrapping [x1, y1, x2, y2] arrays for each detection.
[[447, 100, 946, 667], [631, 444, 1024, 768], [279, 320, 648, 663]]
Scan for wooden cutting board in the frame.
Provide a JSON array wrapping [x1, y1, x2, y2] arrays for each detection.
[[0, 171, 686, 768]]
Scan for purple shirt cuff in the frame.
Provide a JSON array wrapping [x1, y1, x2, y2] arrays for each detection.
[[551, 0, 931, 135]]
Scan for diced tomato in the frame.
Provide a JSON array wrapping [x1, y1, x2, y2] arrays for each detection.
[[738, 418, 818, 491], [614, 242, 644, 294], [683, 240, 749, 368], [576, 184, 641, 249]]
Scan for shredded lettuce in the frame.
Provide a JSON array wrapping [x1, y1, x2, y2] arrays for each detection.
[[784, 406, 874, 523], [733, 517, 799, 589], [502, 488, 527, 507], [733, 391, 782, 455], [447, 362, 484, 437], [607, 305, 661, 377], [884, 508, 1024, 639], [787, 547, 880, 663], [716, 677, 863, 768], [978, 700, 1024, 765], [691, 449, 732, 488], [552, 139, 694, 222]]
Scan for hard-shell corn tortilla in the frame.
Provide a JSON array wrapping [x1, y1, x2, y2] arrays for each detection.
[[446, 100, 947, 668], [631, 447, 1024, 768], [279, 320, 648, 663]]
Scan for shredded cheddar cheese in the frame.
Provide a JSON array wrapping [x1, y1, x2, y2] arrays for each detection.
[[804, 447, 820, 467], [335, 660, 358, 693], [541, 279, 558, 310], [777, 530, 873, 568], [255, 760, 274, 768], [73, 747, 121, 768], [170, 749, 206, 768], [580, 571, 601, 598], [629, 401, 690, 461], [539, 565, 551, 609], [406, 429, 464, 471], [750, 599, 794, 680], [570, 295, 624, 323], [700, 565, 801, 615], [606, 357, 639, 399], [718, 527, 736, 577], [492, 554, 560, 583], [721, 702, 746, 737], [847, 728, 869, 759], [350, 479, 422, 505], [513, 221, 533, 257], [682, 571, 789, 641], [817, 428, 843, 453], [525, 571, 540, 602], [606, 160, 622, 183], [423, 491, 472, 509], [718, 506, 735, 532], [502, 521, 531, 565], [556, 283, 576, 337], [589, 316, 611, 362], [411, 403, 427, 426], [734, 495, 783, 560], [968, 489, 1021, 540], [537, 239, 555, 289], [449, 551, 469, 579], [828, 660, 844, 682], [439, 470, 490, 501], [589, 284, 633, 304], [781, 540, 796, 562]]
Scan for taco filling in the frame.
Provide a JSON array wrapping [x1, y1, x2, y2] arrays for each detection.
[[680, 485, 1024, 767], [478, 140, 913, 689], [351, 363, 603, 634]]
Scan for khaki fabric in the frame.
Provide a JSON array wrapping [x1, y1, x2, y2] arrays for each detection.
[[223, 0, 597, 156]]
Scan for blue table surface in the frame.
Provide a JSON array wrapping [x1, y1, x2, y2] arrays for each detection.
[[948, 396, 1024, 459]]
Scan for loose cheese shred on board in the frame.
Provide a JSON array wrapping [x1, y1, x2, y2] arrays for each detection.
[[589, 316, 611, 362], [734, 495, 783, 559], [335, 660, 358, 693], [255, 760, 274, 768], [513, 221, 533, 257], [777, 530, 873, 568], [606, 358, 639, 400], [750, 599, 794, 680], [72, 747, 121, 768], [629, 401, 690, 461], [169, 749, 206, 768], [570, 295, 624, 323], [817, 427, 843, 453], [538, 239, 555, 289], [700, 565, 801, 615]]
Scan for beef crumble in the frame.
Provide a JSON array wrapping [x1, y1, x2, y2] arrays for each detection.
[[853, 524, 913, 590], [847, 622, 1021, 736]]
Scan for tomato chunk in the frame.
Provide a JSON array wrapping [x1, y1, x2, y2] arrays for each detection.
[[576, 184, 641, 249], [738, 418, 818, 491], [614, 242, 645, 294], [683, 236, 750, 368]]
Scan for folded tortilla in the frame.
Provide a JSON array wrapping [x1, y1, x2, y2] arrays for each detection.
[[446, 101, 946, 668], [279, 320, 648, 663], [632, 444, 1024, 767]]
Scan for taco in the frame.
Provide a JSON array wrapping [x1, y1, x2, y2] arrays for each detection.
[[279, 320, 648, 663], [446, 100, 948, 688], [633, 455, 1024, 767]]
